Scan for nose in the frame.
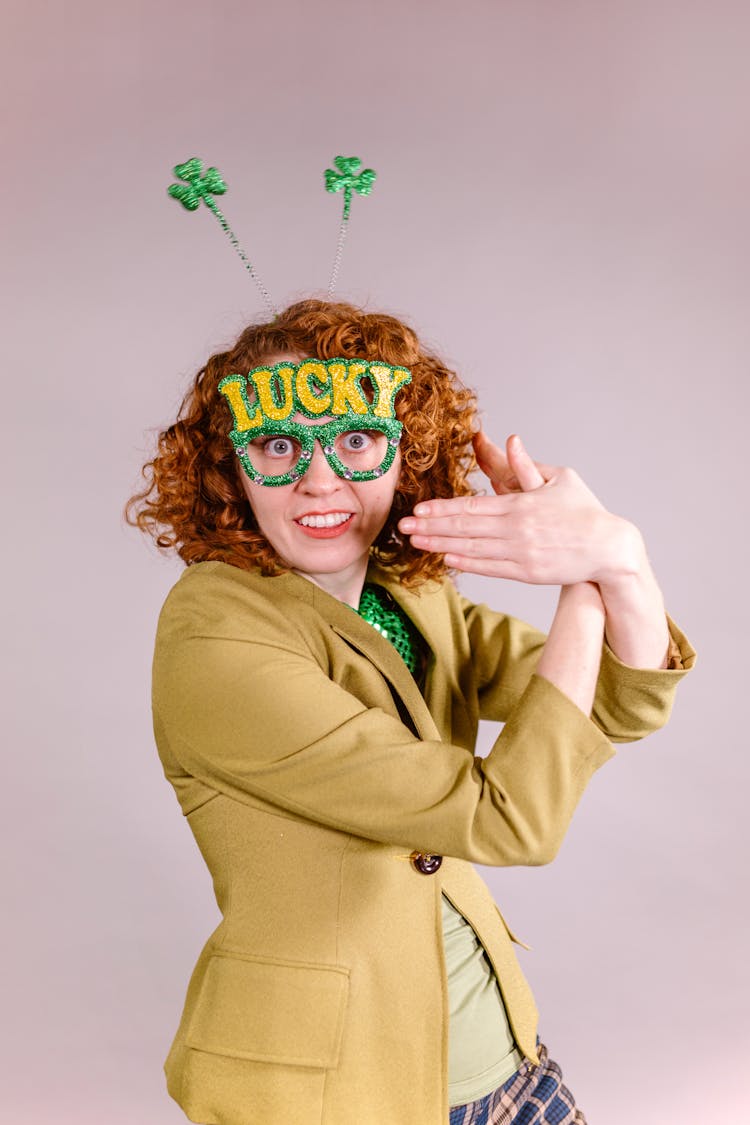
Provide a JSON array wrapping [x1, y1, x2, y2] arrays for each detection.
[[297, 439, 342, 494]]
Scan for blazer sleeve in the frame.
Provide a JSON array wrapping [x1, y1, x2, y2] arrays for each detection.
[[459, 595, 696, 742], [153, 583, 614, 869]]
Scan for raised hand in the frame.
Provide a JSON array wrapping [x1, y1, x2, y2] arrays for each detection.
[[398, 433, 642, 588]]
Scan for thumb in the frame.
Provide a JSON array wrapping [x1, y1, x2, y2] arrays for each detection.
[[507, 434, 545, 491], [473, 430, 519, 494]]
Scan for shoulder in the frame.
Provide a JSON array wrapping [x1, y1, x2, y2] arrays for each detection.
[[155, 561, 313, 649], [367, 561, 455, 606]]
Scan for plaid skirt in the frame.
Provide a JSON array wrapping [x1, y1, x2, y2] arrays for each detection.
[[448, 1042, 586, 1125]]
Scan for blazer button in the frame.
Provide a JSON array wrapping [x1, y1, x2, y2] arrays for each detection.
[[410, 851, 443, 875]]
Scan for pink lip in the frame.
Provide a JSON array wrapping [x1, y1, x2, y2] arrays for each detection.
[[294, 513, 354, 539]]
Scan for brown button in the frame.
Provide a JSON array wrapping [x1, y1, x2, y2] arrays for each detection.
[[410, 851, 443, 875]]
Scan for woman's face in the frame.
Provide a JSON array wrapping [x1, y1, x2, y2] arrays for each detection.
[[236, 356, 402, 603]]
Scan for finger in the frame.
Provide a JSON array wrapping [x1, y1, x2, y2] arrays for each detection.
[[506, 434, 546, 491], [411, 494, 517, 519], [473, 430, 508, 471], [399, 514, 515, 539], [443, 555, 543, 583], [407, 534, 521, 559], [473, 431, 521, 494]]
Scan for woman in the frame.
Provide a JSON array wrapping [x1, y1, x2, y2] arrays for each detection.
[[128, 298, 693, 1125]]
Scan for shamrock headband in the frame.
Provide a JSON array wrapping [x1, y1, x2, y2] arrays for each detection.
[[219, 358, 412, 486], [167, 154, 403, 485], [168, 154, 376, 317]]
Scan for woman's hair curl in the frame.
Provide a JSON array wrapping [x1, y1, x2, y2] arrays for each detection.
[[126, 299, 478, 587]]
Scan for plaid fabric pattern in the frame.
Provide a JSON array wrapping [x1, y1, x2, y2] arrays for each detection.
[[448, 1043, 586, 1125]]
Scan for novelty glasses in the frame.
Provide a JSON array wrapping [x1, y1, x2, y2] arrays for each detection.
[[235, 416, 402, 487]]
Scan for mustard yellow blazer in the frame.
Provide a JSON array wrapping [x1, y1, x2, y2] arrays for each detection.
[[152, 560, 694, 1125]]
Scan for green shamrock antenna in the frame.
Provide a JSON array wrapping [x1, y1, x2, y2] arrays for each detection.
[[324, 156, 377, 296], [168, 157, 276, 319]]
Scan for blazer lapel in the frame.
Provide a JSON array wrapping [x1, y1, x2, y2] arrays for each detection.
[[273, 570, 441, 741], [367, 564, 463, 738]]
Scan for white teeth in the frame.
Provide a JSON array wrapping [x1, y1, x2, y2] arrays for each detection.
[[298, 512, 352, 528]]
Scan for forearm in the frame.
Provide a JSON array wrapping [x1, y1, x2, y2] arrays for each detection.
[[598, 524, 671, 670], [535, 582, 606, 715]]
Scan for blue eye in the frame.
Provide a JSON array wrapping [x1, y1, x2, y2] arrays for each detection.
[[263, 436, 296, 458], [340, 431, 373, 452]]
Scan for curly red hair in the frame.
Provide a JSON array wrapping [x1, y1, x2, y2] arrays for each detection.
[[126, 299, 478, 587]]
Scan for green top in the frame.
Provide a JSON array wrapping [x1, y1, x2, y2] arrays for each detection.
[[441, 896, 522, 1104], [357, 582, 427, 678]]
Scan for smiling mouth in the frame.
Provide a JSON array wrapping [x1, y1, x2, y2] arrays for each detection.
[[297, 512, 353, 528], [294, 512, 355, 538]]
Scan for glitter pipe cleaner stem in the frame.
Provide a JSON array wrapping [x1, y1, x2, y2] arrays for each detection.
[[324, 156, 376, 296], [168, 157, 277, 320], [203, 198, 277, 320], [328, 215, 349, 298]]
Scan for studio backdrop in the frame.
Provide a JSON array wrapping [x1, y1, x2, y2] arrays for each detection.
[[3, 2, 747, 1122]]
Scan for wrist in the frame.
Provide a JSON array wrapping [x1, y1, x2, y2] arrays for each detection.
[[595, 528, 670, 669], [596, 520, 648, 591], [559, 580, 606, 611]]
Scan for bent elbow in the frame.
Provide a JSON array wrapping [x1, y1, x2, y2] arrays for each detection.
[[526, 837, 562, 867], [502, 824, 564, 868]]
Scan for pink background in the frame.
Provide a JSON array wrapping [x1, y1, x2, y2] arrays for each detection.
[[3, 1, 748, 1121]]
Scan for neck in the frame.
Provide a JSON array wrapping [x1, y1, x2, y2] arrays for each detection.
[[291, 559, 369, 609]]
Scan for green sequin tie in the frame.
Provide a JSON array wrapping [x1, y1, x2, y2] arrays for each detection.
[[357, 583, 425, 679]]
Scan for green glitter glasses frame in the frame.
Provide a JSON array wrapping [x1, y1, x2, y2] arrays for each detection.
[[232, 416, 403, 487]]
